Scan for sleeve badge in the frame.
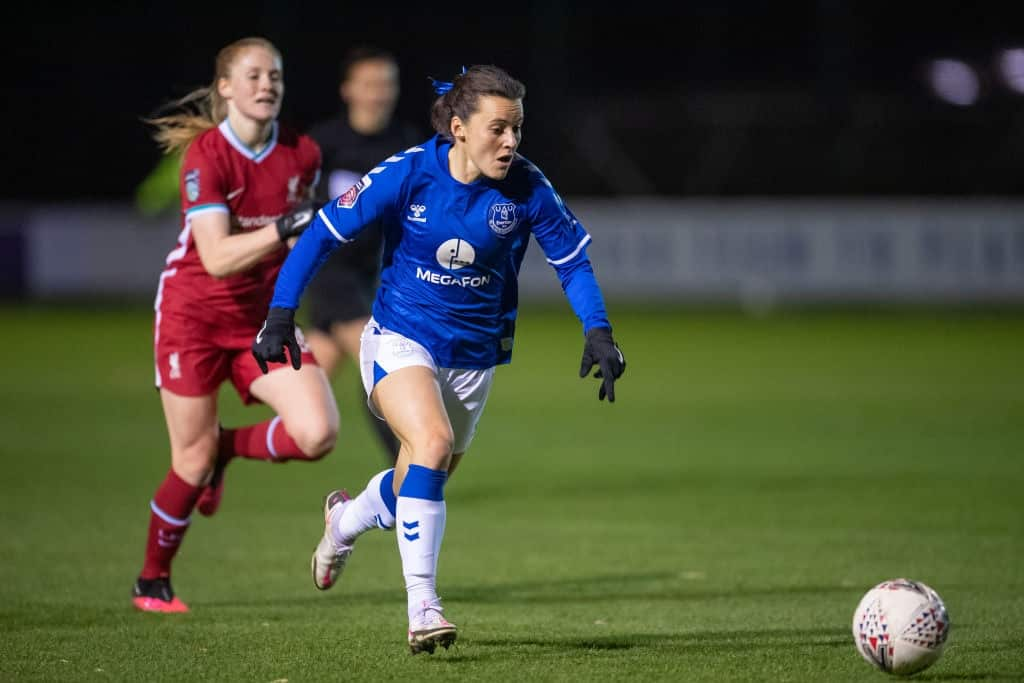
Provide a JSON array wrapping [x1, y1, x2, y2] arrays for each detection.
[[184, 169, 200, 202]]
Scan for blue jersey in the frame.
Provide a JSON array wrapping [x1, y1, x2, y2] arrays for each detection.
[[271, 135, 610, 368]]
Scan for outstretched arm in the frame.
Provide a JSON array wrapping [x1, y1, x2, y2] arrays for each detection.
[[528, 169, 626, 402], [551, 256, 626, 402]]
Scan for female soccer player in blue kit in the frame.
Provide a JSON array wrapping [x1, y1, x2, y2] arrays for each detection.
[[252, 64, 626, 653]]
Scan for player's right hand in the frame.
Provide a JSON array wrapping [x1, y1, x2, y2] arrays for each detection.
[[252, 307, 302, 373], [275, 200, 317, 242]]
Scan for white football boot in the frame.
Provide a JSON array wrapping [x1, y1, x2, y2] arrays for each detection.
[[408, 598, 457, 654], [311, 490, 354, 590]]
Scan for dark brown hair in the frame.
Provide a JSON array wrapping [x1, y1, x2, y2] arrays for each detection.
[[429, 65, 526, 141], [341, 46, 398, 83]]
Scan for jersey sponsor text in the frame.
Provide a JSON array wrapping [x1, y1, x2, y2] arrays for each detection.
[[416, 267, 491, 288]]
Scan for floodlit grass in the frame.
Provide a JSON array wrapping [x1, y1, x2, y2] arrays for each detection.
[[1, 302, 1022, 681]]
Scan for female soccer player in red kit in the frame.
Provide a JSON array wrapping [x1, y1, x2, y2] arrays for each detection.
[[132, 36, 339, 612]]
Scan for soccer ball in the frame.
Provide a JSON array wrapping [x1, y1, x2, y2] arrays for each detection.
[[852, 578, 950, 675]]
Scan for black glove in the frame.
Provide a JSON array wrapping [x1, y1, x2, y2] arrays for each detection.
[[579, 327, 625, 402], [252, 307, 302, 374], [275, 200, 317, 242]]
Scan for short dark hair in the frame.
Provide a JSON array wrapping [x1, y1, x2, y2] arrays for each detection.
[[340, 46, 398, 83], [429, 65, 526, 140]]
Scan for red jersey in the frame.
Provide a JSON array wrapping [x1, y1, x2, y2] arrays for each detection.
[[155, 120, 320, 329]]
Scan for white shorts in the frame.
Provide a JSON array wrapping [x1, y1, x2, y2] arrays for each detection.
[[359, 317, 494, 454]]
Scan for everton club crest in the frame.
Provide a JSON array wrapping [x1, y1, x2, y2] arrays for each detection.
[[488, 202, 519, 236]]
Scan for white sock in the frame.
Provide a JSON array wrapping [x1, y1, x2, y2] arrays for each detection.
[[395, 464, 448, 622], [332, 469, 396, 546], [397, 497, 446, 621]]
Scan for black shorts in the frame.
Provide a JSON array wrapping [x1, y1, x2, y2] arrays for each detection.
[[304, 263, 378, 333]]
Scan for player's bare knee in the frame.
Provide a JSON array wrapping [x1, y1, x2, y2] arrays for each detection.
[[171, 435, 217, 482], [412, 429, 454, 469], [293, 419, 338, 459]]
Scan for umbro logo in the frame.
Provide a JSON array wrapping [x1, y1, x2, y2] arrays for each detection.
[[407, 203, 427, 222]]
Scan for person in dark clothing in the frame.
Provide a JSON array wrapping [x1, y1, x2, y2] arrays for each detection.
[[304, 47, 424, 464]]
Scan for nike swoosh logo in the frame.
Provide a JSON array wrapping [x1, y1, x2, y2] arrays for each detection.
[[294, 209, 313, 224], [256, 321, 267, 344], [226, 186, 245, 200]]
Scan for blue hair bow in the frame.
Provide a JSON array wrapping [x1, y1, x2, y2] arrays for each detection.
[[430, 77, 453, 95], [430, 66, 468, 95]]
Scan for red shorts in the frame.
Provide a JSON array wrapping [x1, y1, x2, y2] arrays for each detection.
[[154, 309, 317, 405]]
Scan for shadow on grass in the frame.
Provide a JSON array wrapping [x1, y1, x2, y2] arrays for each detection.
[[195, 576, 975, 610], [4, 572, 857, 625], [449, 572, 858, 605], [418, 628, 851, 665], [190, 570, 856, 609], [0, 574, 853, 632], [472, 627, 850, 652]]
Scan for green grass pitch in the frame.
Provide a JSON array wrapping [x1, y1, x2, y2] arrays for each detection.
[[1, 302, 1022, 681]]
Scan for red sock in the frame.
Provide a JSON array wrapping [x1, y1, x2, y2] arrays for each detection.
[[140, 469, 202, 579], [221, 416, 309, 462]]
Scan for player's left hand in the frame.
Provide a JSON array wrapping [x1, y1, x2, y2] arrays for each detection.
[[579, 327, 625, 402], [252, 307, 302, 373], [275, 200, 317, 242]]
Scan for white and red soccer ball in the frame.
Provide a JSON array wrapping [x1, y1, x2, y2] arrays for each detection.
[[852, 578, 950, 675]]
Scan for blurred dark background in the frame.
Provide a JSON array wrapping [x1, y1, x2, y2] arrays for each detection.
[[7, 1, 1024, 201]]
